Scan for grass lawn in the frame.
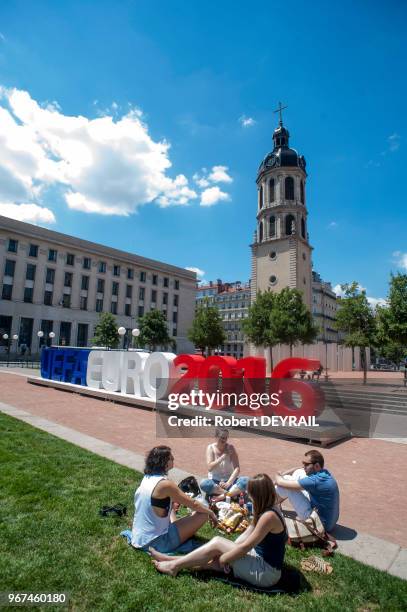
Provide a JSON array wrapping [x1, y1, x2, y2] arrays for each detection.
[[1, 412, 406, 611]]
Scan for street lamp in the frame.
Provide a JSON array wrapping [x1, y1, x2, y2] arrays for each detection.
[[49, 331, 55, 346], [131, 327, 140, 349], [2, 333, 10, 367], [118, 326, 126, 349], [37, 330, 44, 353]]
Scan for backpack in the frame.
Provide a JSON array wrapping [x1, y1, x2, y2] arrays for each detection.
[[283, 509, 327, 549], [178, 476, 201, 497]]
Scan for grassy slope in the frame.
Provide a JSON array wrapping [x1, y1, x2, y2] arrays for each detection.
[[0, 412, 406, 612]]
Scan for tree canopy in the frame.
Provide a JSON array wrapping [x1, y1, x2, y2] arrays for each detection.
[[139, 310, 173, 351], [188, 299, 226, 354], [92, 312, 119, 349]]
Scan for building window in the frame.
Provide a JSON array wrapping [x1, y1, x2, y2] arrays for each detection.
[[5, 259, 16, 277], [269, 251, 277, 260], [39, 320, 53, 347], [46, 268, 55, 284], [113, 264, 120, 276], [126, 285, 132, 298], [98, 261, 106, 273], [2, 284, 12, 300], [80, 296, 88, 310], [151, 290, 157, 302], [66, 253, 75, 266], [300, 180, 305, 204], [127, 268, 134, 280], [152, 274, 158, 285], [97, 278, 105, 293], [77, 323, 88, 347], [259, 185, 263, 209], [140, 271, 146, 282], [125, 303, 131, 316], [269, 215, 276, 238], [26, 264, 36, 281], [285, 176, 294, 200], [163, 277, 169, 288], [139, 287, 145, 300], [81, 275, 89, 291], [48, 249, 57, 262], [269, 275, 277, 285], [96, 298, 103, 312], [269, 178, 275, 203], [83, 257, 91, 270], [23, 287, 33, 303], [64, 272, 73, 287], [112, 282, 119, 296], [174, 280, 179, 290], [62, 294, 71, 308], [259, 221, 263, 242], [302, 252, 306, 260], [301, 217, 306, 239], [285, 214, 295, 236], [111, 302, 117, 314], [8, 238, 18, 253], [29, 244, 38, 258], [59, 321, 71, 346], [172, 311, 178, 323], [173, 294, 179, 307], [173, 328, 177, 337], [138, 306, 144, 318], [44, 291, 53, 306], [163, 292, 168, 305]]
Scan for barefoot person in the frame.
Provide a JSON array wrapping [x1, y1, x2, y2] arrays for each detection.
[[275, 450, 340, 534], [131, 446, 217, 553], [151, 473, 287, 588], [200, 428, 248, 500]]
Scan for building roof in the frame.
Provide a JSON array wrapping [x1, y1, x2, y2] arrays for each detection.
[[257, 121, 306, 178]]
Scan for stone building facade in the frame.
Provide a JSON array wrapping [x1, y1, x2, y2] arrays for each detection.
[[0, 215, 196, 355]]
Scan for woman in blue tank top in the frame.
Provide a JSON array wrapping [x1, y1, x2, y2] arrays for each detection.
[[151, 473, 287, 588]]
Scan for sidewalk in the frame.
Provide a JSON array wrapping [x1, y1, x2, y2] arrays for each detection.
[[0, 370, 406, 580]]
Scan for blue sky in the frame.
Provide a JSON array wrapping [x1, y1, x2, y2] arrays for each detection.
[[0, 0, 406, 302]]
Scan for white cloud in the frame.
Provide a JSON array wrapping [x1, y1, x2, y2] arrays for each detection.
[[388, 133, 400, 152], [193, 172, 210, 188], [208, 165, 233, 184], [0, 202, 56, 224], [0, 86, 199, 217], [185, 266, 205, 278], [393, 251, 407, 271], [200, 186, 230, 207], [239, 115, 256, 128], [333, 283, 366, 297], [328, 221, 338, 228], [367, 296, 387, 309]]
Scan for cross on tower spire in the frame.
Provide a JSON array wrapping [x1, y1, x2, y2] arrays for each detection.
[[273, 101, 288, 126]]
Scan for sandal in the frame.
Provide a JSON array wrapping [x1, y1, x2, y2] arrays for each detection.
[[301, 555, 333, 574], [99, 504, 127, 517]]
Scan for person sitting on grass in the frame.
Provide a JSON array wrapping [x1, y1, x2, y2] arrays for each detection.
[[200, 428, 248, 501], [274, 450, 339, 537], [131, 446, 217, 554], [150, 473, 287, 589]]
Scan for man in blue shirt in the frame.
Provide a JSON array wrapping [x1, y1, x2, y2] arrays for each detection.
[[275, 450, 340, 534]]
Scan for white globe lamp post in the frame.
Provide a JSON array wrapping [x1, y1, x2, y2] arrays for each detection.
[[118, 326, 126, 349]]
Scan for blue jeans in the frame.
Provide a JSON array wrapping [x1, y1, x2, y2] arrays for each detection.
[[200, 476, 249, 495]]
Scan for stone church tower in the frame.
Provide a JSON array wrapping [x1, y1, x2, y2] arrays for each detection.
[[251, 111, 312, 308]]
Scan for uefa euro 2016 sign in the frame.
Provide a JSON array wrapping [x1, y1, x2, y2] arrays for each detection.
[[41, 347, 324, 419]]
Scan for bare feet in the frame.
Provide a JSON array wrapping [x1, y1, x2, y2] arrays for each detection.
[[153, 560, 178, 576], [148, 547, 174, 562]]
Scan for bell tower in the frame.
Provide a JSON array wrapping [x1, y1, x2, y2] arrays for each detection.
[[250, 104, 312, 308]]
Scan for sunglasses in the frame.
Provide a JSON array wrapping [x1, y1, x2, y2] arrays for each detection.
[[302, 460, 315, 466]]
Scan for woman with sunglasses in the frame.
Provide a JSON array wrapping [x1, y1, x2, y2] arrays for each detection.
[[150, 473, 287, 588], [131, 446, 217, 554], [200, 428, 248, 500]]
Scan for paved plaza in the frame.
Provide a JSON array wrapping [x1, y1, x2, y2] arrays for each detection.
[[1, 369, 406, 579]]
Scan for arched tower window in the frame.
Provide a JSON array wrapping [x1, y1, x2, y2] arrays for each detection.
[[269, 178, 275, 203], [269, 215, 276, 237], [259, 185, 263, 209], [285, 214, 295, 236], [301, 217, 305, 239], [300, 180, 304, 204], [285, 176, 294, 200], [259, 221, 263, 242]]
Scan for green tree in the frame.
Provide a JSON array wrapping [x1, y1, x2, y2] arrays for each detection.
[[241, 291, 279, 369], [335, 282, 376, 384], [270, 287, 319, 357], [188, 299, 226, 355], [92, 312, 119, 349], [375, 273, 407, 366], [139, 310, 173, 351]]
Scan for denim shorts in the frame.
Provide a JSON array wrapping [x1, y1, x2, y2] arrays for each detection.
[[143, 522, 181, 554], [232, 548, 281, 587], [200, 476, 249, 495]]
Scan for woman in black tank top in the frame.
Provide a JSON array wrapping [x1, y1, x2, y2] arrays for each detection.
[[151, 474, 287, 587]]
